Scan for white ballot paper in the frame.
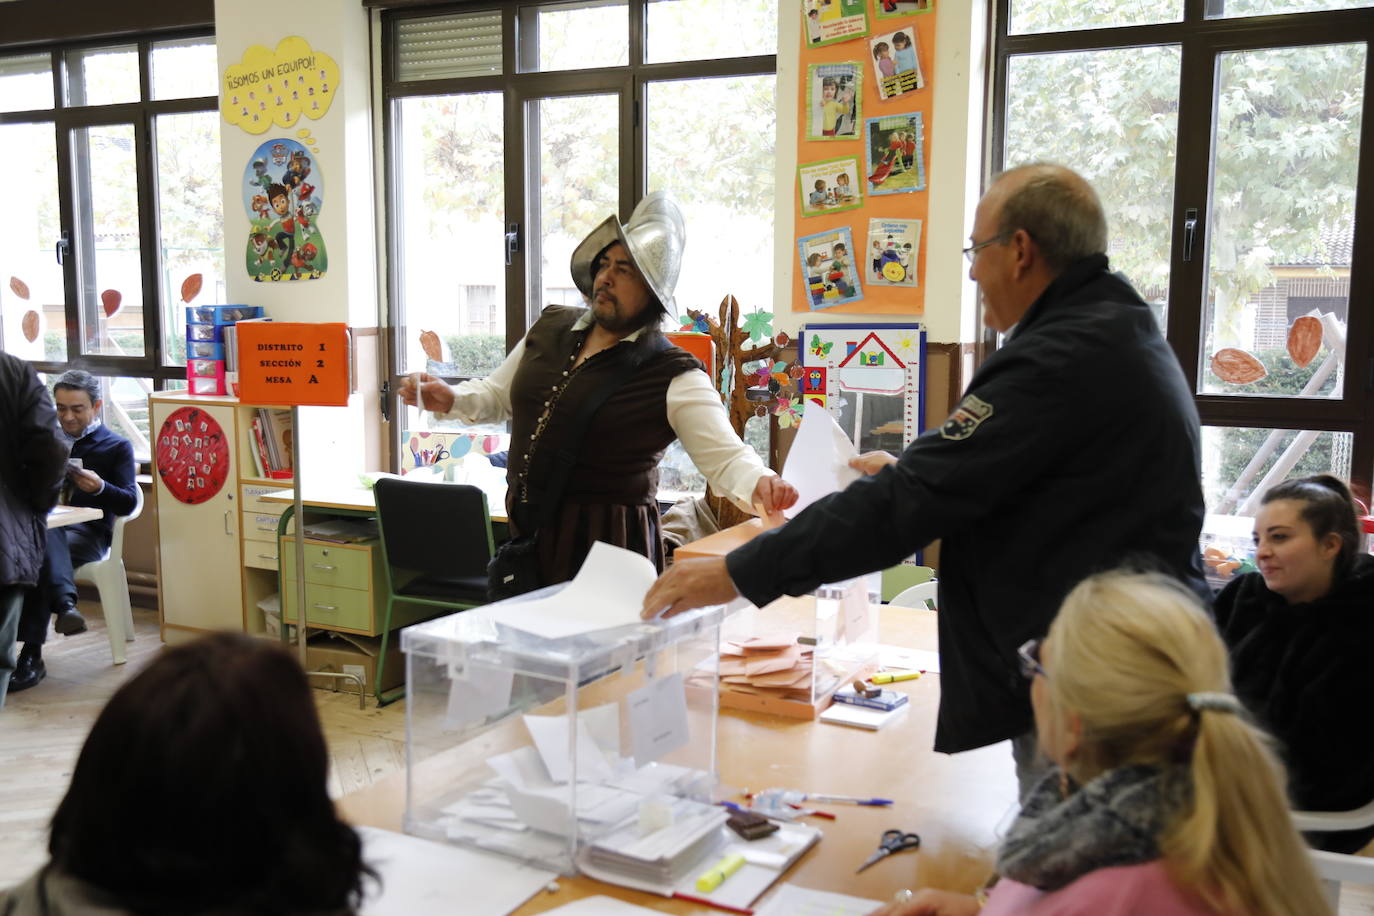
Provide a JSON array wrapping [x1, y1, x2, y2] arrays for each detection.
[[356, 825, 555, 916], [479, 542, 658, 639], [626, 672, 690, 767], [782, 406, 862, 518]]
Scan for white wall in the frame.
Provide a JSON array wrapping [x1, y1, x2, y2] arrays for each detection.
[[214, 0, 378, 482], [772, 0, 987, 345]]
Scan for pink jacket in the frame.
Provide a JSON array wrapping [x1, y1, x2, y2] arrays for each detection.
[[982, 862, 1227, 916]]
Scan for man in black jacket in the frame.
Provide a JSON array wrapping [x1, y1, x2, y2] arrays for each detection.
[[11, 370, 137, 693], [644, 164, 1207, 794], [0, 352, 68, 707]]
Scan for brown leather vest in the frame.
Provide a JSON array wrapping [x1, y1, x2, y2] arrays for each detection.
[[506, 306, 701, 521]]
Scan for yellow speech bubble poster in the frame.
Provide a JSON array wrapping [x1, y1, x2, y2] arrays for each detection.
[[222, 36, 340, 135]]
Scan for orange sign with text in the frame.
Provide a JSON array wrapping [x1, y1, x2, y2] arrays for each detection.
[[237, 322, 351, 406]]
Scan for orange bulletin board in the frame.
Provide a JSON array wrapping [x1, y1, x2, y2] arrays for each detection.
[[794, 0, 935, 315], [237, 322, 351, 406]]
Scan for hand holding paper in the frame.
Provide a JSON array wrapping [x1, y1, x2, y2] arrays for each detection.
[[849, 450, 899, 476], [781, 407, 864, 518], [751, 475, 799, 521]]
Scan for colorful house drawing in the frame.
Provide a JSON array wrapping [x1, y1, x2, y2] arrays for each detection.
[[802, 326, 923, 448]]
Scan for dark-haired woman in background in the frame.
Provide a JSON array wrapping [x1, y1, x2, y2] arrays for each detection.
[[1214, 474, 1374, 853], [0, 633, 373, 915]]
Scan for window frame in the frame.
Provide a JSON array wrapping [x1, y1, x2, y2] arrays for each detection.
[[988, 0, 1374, 493], [0, 30, 219, 390], [379, 1, 778, 358]]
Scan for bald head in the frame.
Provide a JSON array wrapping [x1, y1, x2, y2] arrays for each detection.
[[988, 164, 1107, 274]]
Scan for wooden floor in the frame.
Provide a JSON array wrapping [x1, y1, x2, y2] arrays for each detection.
[[0, 599, 409, 890], [3, 600, 1373, 914]]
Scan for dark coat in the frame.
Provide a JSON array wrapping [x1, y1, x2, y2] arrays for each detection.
[[728, 255, 1207, 753], [0, 352, 68, 586], [1213, 554, 1374, 852], [67, 423, 138, 549]]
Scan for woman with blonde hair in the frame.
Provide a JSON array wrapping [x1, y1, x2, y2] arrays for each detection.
[[871, 571, 1330, 916]]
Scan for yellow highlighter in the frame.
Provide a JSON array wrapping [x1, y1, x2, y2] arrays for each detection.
[[871, 671, 922, 685], [695, 852, 747, 892]]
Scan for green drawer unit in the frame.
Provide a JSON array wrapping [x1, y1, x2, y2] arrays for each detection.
[[278, 538, 376, 591], [281, 581, 374, 632]]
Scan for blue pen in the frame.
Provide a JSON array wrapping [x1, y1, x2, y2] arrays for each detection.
[[807, 793, 893, 806]]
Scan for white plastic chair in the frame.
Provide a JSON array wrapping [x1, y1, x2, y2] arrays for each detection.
[[73, 485, 144, 665], [889, 579, 938, 610], [1291, 799, 1374, 908]]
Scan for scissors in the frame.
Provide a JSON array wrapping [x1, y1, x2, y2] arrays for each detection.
[[856, 829, 921, 874]]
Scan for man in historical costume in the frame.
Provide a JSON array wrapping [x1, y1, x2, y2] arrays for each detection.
[[11, 370, 137, 693], [0, 352, 68, 706], [399, 192, 796, 593], [643, 164, 1208, 797]]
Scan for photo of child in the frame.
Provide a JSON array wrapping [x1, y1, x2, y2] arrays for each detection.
[[870, 27, 924, 100], [802, 0, 870, 47], [875, 0, 931, 18], [807, 63, 862, 141], [866, 217, 922, 288], [799, 226, 864, 308], [799, 156, 864, 217], [864, 112, 925, 195]]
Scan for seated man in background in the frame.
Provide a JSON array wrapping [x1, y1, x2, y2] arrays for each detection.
[[10, 370, 136, 693]]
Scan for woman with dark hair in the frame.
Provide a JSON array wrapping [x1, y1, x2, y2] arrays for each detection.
[[1214, 474, 1374, 853], [0, 633, 373, 914]]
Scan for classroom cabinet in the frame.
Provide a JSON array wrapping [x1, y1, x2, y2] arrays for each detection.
[[150, 392, 294, 643]]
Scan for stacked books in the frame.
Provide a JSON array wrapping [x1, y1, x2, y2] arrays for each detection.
[[249, 408, 293, 480]]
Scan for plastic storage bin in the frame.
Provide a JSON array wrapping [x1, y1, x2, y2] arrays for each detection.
[[185, 304, 263, 325], [402, 587, 723, 876]]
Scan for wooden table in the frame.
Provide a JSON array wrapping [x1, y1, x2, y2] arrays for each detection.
[[47, 505, 103, 529], [259, 478, 509, 524], [336, 605, 1018, 913]]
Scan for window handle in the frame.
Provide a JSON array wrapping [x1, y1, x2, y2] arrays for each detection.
[[1182, 208, 1199, 263], [55, 231, 70, 265], [505, 223, 521, 266]]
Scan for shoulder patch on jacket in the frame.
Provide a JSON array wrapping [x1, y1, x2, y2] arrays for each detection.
[[940, 394, 993, 441]]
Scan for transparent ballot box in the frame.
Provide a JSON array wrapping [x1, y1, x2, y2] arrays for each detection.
[[716, 577, 881, 719], [402, 586, 723, 876]]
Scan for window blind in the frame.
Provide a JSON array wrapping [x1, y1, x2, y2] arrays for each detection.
[[395, 10, 502, 81]]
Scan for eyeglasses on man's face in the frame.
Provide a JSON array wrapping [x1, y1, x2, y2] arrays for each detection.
[[1017, 637, 1048, 680], [962, 231, 1011, 264]]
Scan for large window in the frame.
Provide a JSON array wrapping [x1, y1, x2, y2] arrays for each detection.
[[992, 2, 1374, 555], [0, 36, 223, 458], [382, 1, 778, 485]]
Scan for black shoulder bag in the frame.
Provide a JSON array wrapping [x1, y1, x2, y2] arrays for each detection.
[[487, 335, 667, 601]]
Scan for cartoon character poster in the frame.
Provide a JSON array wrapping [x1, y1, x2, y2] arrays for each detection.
[[798, 227, 863, 309], [243, 137, 327, 282]]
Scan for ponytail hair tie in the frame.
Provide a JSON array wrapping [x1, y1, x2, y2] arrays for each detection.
[[1187, 692, 1242, 714]]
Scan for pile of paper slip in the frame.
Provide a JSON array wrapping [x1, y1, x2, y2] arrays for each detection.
[[583, 797, 728, 884], [714, 634, 843, 701], [431, 708, 712, 864]]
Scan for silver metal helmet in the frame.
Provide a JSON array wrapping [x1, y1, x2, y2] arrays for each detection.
[[569, 190, 686, 320]]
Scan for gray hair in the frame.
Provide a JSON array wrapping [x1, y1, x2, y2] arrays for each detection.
[[53, 368, 101, 406], [993, 163, 1108, 273]]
